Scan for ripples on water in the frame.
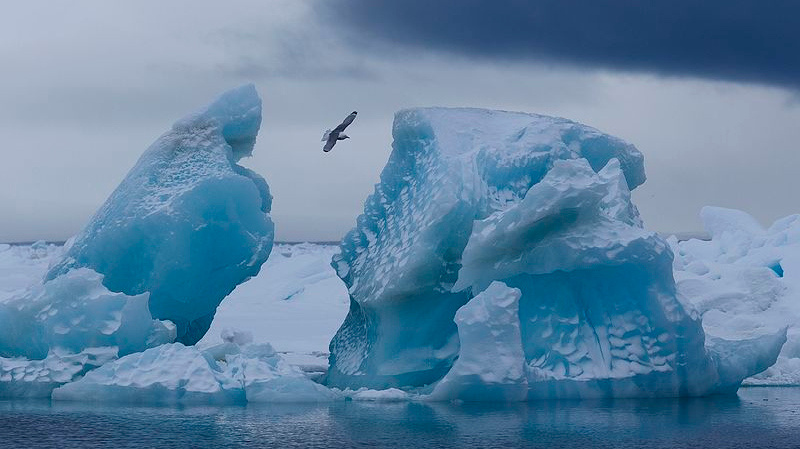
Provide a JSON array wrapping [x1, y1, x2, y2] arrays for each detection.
[[0, 387, 798, 448]]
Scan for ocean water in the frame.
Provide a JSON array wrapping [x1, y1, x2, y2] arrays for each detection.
[[0, 387, 798, 448]]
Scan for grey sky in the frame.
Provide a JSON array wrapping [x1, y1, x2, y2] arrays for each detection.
[[1, 1, 798, 242]]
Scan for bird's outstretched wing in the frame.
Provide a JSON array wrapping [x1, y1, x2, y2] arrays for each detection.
[[323, 134, 337, 152], [321, 129, 332, 142], [333, 111, 357, 133]]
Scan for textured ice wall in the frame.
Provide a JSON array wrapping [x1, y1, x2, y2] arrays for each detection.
[[327, 108, 783, 397], [0, 268, 173, 360], [46, 85, 274, 345], [430, 282, 527, 401], [327, 108, 644, 389]]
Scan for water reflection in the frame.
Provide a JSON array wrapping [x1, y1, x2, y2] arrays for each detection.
[[0, 388, 797, 448]]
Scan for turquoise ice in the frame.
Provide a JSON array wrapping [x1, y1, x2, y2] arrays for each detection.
[[326, 108, 784, 397], [46, 85, 274, 345]]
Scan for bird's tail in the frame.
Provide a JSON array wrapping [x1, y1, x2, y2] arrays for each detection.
[[321, 129, 332, 142]]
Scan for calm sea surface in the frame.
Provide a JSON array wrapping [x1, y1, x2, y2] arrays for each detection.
[[0, 387, 798, 448]]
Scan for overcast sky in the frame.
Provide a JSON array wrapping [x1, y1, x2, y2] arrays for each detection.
[[1, 1, 799, 242]]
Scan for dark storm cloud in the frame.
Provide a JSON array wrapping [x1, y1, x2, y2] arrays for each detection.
[[319, 0, 800, 88]]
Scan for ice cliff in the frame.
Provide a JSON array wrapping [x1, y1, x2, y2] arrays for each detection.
[[326, 108, 784, 398], [672, 207, 800, 385], [46, 84, 274, 345]]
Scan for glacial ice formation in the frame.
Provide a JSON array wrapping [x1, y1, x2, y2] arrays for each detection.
[[0, 268, 174, 360], [0, 268, 174, 398], [0, 348, 117, 399], [327, 108, 784, 397], [0, 86, 272, 398], [672, 207, 800, 385], [0, 240, 353, 402], [430, 282, 527, 401], [52, 339, 336, 404], [46, 85, 274, 345]]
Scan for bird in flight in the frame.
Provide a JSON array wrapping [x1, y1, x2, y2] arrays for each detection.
[[322, 111, 357, 152]]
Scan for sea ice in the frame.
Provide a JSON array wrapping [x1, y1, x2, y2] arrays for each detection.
[[0, 268, 173, 360], [52, 338, 336, 404], [46, 85, 274, 345], [672, 206, 800, 385], [52, 342, 246, 404], [198, 243, 349, 355], [327, 108, 784, 397], [0, 241, 349, 400], [0, 266, 174, 398], [0, 347, 117, 399]]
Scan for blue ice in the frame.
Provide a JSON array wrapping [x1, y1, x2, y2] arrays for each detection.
[[326, 108, 785, 398], [46, 85, 274, 345]]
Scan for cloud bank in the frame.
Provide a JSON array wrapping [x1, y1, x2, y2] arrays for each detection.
[[320, 0, 800, 88]]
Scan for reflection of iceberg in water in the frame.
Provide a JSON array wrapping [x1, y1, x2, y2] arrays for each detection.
[[0, 387, 796, 446], [326, 389, 791, 448]]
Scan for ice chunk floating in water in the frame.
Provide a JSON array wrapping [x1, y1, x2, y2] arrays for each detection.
[[52, 340, 337, 405], [0, 268, 173, 360], [47, 85, 274, 345], [672, 207, 800, 386], [0, 265, 174, 398], [327, 107, 784, 397]]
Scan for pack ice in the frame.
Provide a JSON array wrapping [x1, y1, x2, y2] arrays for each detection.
[[327, 108, 785, 398], [672, 207, 800, 385], [46, 84, 274, 345], [52, 337, 336, 405], [1, 86, 273, 398]]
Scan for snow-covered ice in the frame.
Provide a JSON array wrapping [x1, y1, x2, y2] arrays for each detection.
[[0, 242, 62, 303], [52, 340, 337, 404], [46, 84, 274, 345], [672, 206, 800, 385], [0, 241, 349, 400], [0, 347, 117, 399], [0, 245, 174, 398], [198, 244, 349, 355]]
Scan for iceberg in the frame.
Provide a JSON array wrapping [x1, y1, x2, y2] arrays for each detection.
[[672, 207, 800, 385], [52, 339, 337, 404], [0, 86, 272, 398], [326, 108, 784, 397], [0, 268, 173, 398], [46, 85, 274, 345]]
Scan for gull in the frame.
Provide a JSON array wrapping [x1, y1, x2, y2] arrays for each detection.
[[322, 111, 357, 152]]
